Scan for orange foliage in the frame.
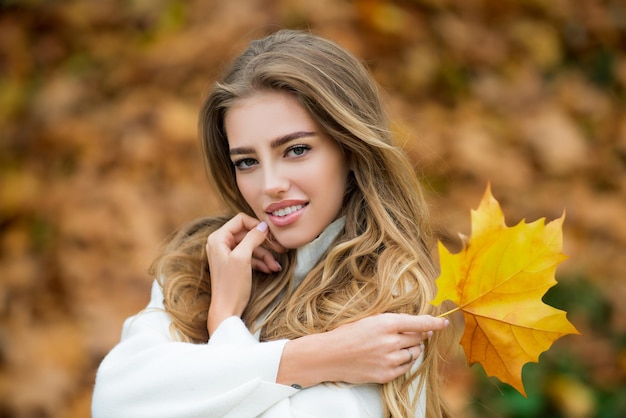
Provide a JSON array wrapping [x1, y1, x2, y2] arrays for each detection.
[[431, 184, 580, 396]]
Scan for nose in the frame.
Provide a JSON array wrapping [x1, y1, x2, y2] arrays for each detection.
[[262, 164, 289, 196]]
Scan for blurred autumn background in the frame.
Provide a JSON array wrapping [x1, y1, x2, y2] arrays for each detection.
[[1, 0, 625, 417]]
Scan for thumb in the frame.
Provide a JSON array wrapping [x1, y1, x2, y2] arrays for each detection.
[[231, 221, 269, 260]]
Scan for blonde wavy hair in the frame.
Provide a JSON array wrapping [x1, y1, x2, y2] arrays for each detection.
[[151, 29, 450, 417]]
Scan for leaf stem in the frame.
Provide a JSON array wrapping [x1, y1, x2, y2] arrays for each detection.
[[437, 307, 460, 318]]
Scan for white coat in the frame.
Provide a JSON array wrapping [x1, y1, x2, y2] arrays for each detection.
[[92, 219, 425, 417]]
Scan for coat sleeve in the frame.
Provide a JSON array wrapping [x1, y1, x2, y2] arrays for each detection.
[[260, 383, 384, 418], [259, 360, 426, 418], [91, 280, 297, 418], [92, 280, 426, 418]]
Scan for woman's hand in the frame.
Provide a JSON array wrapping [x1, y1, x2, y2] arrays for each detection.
[[205, 213, 282, 335], [277, 313, 449, 387]]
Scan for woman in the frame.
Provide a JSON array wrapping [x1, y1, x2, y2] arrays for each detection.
[[92, 29, 450, 417]]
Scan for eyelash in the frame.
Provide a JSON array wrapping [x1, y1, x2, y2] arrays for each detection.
[[232, 144, 311, 170], [285, 144, 311, 157], [233, 158, 257, 170]]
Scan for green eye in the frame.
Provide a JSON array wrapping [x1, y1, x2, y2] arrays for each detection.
[[234, 158, 257, 170], [286, 145, 310, 157]]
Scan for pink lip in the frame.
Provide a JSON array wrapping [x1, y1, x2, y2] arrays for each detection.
[[265, 200, 308, 227], [265, 199, 308, 213]]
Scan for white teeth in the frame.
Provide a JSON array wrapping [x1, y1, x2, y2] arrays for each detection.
[[272, 204, 303, 217]]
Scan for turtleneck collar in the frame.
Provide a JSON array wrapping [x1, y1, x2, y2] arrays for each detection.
[[252, 217, 346, 339], [293, 216, 346, 287]]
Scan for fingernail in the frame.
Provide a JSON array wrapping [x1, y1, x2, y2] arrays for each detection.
[[256, 222, 268, 232], [419, 342, 425, 352], [426, 330, 433, 339], [275, 261, 282, 271], [444, 319, 450, 327]]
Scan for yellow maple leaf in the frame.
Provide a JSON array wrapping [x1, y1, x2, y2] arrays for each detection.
[[431, 184, 580, 396]]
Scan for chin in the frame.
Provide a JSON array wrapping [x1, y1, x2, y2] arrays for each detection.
[[275, 238, 306, 250], [273, 232, 315, 250]]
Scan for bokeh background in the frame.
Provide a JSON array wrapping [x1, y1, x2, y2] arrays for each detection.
[[1, 0, 625, 417]]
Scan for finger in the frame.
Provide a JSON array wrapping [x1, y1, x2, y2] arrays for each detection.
[[392, 314, 449, 334], [403, 347, 415, 365], [207, 213, 264, 254], [252, 246, 282, 272], [230, 221, 270, 261], [209, 213, 262, 243], [394, 341, 426, 367], [251, 258, 272, 274], [389, 352, 420, 379], [227, 212, 264, 231], [264, 231, 288, 254], [396, 331, 433, 350]]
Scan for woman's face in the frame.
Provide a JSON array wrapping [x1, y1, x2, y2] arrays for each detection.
[[224, 90, 349, 249]]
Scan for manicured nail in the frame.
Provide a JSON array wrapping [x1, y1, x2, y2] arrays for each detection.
[[426, 330, 433, 339], [419, 342, 425, 352], [256, 222, 268, 232], [275, 261, 282, 271], [443, 319, 450, 327]]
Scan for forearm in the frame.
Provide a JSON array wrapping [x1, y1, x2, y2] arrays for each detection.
[[276, 313, 449, 388], [277, 332, 337, 388], [208, 302, 237, 336]]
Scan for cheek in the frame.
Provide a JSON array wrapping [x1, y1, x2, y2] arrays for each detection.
[[321, 167, 349, 209], [236, 177, 258, 209], [328, 160, 350, 195]]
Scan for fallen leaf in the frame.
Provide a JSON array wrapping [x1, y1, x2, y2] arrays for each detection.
[[431, 184, 580, 396]]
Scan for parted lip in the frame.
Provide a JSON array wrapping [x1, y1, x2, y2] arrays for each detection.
[[265, 199, 308, 214]]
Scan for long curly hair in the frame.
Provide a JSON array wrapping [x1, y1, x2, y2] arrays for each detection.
[[150, 29, 450, 417]]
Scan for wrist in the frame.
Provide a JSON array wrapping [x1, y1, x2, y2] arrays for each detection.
[[277, 332, 336, 388], [207, 304, 237, 336]]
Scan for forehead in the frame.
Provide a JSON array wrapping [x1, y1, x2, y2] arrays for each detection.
[[224, 91, 318, 147]]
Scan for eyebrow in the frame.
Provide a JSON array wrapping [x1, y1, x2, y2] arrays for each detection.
[[229, 131, 316, 156]]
